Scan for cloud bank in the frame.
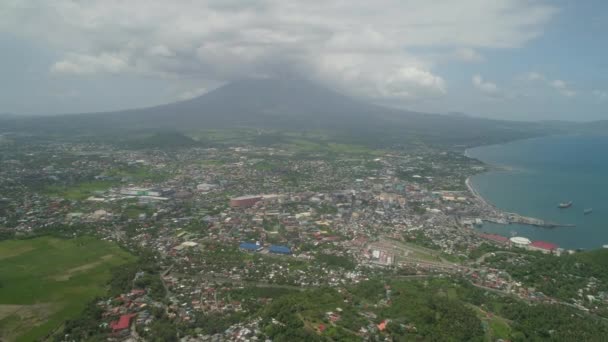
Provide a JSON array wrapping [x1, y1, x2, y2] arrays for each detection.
[[472, 74, 499, 96], [0, 0, 557, 102], [523, 72, 577, 97]]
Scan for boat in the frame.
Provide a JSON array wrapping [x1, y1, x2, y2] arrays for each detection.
[[558, 201, 573, 209], [584, 208, 593, 215]]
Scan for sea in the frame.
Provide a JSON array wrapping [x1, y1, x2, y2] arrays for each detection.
[[466, 134, 608, 250]]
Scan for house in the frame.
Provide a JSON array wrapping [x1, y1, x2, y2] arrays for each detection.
[[239, 242, 263, 252], [110, 313, 136, 333], [269, 245, 292, 255], [377, 319, 388, 331]]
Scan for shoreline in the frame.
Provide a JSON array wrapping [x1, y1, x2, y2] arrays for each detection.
[[465, 176, 496, 211], [465, 171, 573, 229]]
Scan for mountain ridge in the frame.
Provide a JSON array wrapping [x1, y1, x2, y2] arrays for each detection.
[[0, 78, 575, 148]]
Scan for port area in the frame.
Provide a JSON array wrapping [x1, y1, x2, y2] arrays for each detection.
[[466, 178, 575, 229]]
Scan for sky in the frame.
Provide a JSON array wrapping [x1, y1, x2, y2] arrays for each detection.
[[0, 0, 606, 121]]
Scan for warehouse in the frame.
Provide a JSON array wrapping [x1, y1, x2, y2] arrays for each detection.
[[269, 245, 292, 255], [239, 242, 263, 252], [529, 241, 558, 254], [230, 195, 262, 208]]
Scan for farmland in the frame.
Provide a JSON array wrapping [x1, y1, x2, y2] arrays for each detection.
[[0, 236, 135, 341]]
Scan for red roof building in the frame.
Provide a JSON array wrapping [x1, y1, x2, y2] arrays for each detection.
[[130, 289, 146, 296], [110, 314, 137, 332], [377, 320, 388, 331], [479, 233, 510, 244], [230, 195, 262, 208], [529, 241, 558, 253]]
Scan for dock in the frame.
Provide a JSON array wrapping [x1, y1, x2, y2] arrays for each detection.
[[503, 212, 575, 228]]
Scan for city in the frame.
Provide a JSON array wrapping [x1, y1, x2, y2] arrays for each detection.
[[2, 1, 608, 340], [2, 134, 607, 341]]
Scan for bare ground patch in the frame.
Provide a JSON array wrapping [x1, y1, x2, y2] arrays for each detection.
[[0, 305, 24, 320], [53, 254, 114, 281], [0, 303, 60, 341], [0, 245, 34, 261]]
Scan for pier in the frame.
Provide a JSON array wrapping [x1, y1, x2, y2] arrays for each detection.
[[502, 213, 575, 228]]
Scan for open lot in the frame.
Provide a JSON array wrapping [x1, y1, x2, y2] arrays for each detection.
[[0, 236, 135, 341]]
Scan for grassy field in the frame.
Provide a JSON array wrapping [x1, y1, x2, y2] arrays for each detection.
[[190, 128, 383, 156], [44, 180, 116, 200], [468, 304, 512, 341], [285, 138, 380, 155], [0, 236, 135, 341], [44, 166, 168, 200]]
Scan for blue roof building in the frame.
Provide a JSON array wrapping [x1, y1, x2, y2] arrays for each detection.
[[269, 245, 292, 255], [239, 242, 262, 252]]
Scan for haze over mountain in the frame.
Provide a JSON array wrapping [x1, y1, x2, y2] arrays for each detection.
[[3, 1, 607, 121], [0, 78, 575, 148]]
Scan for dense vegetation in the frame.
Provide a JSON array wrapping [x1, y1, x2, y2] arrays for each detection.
[[18, 237, 608, 341], [485, 249, 608, 304], [120, 131, 206, 150], [255, 277, 608, 341]]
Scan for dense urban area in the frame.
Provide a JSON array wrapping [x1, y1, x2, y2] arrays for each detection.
[[2, 131, 608, 342]]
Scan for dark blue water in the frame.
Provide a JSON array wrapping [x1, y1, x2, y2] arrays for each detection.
[[467, 134, 608, 250]]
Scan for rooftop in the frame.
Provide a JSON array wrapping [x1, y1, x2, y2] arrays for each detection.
[[530, 241, 558, 250]]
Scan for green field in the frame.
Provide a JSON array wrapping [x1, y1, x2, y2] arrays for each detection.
[[43, 166, 168, 200], [44, 180, 116, 200], [0, 236, 135, 341]]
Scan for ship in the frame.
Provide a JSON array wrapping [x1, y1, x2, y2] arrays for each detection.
[[558, 201, 573, 209], [584, 208, 593, 215]]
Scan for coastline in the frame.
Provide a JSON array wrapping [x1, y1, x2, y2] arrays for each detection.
[[463, 134, 608, 250], [465, 176, 496, 211], [465, 147, 516, 173], [464, 157, 573, 229]]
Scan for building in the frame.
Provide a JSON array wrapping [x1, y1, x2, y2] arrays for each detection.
[[269, 245, 292, 255], [120, 187, 162, 197], [230, 195, 262, 208], [480, 233, 510, 245], [197, 183, 217, 192], [510, 236, 532, 248], [370, 248, 395, 266], [529, 241, 558, 254], [111, 313, 136, 333], [174, 241, 199, 251], [239, 242, 263, 252]]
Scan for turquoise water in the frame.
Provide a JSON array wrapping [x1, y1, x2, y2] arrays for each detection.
[[467, 134, 608, 250]]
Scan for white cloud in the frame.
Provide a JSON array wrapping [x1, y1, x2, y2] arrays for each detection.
[[313, 53, 446, 100], [148, 45, 175, 58], [51, 53, 129, 75], [1, 0, 557, 102], [177, 87, 209, 100], [592, 89, 607, 100], [550, 79, 576, 97], [550, 79, 566, 89], [453, 48, 484, 62], [382, 67, 447, 98], [524, 71, 545, 81], [472, 74, 499, 95], [520, 72, 576, 97], [559, 89, 576, 97]]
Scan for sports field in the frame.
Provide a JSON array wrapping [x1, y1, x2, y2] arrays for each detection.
[[0, 236, 135, 341]]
